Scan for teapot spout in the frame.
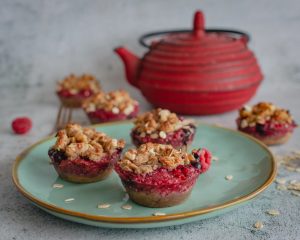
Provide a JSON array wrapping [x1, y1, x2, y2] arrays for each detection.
[[114, 47, 140, 88]]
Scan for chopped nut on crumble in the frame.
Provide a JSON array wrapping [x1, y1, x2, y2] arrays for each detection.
[[82, 90, 138, 115], [52, 123, 125, 161]]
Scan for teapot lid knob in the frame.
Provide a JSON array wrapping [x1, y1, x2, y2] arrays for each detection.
[[193, 11, 205, 38]]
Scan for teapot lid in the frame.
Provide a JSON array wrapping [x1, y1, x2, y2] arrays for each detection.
[[139, 11, 249, 50]]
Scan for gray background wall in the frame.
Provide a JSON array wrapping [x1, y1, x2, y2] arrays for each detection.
[[1, 0, 300, 110]]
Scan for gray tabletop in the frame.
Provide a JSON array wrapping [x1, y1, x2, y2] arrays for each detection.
[[1, 0, 300, 239]]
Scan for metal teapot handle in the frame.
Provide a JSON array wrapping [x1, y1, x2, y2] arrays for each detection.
[[139, 29, 250, 48]]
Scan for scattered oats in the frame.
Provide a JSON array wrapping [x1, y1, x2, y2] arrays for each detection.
[[285, 166, 296, 172], [276, 184, 287, 191], [225, 175, 233, 181], [212, 156, 219, 161], [287, 183, 300, 191], [275, 178, 287, 185], [64, 198, 75, 203], [289, 180, 298, 185], [52, 183, 64, 189], [122, 204, 132, 210], [97, 203, 111, 209], [254, 221, 264, 229], [266, 209, 280, 216], [291, 191, 300, 197], [291, 150, 300, 155], [122, 193, 129, 201], [159, 131, 167, 139], [112, 107, 120, 114], [153, 212, 166, 216]]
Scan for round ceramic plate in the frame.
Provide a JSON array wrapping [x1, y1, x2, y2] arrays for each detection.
[[12, 122, 276, 228]]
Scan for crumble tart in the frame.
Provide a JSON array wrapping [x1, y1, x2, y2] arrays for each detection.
[[82, 90, 139, 123], [115, 143, 211, 208], [56, 74, 101, 108], [237, 102, 297, 145], [131, 108, 196, 150], [48, 123, 125, 183]]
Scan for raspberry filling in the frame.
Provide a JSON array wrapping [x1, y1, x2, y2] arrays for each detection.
[[131, 124, 196, 149], [57, 89, 94, 99], [237, 119, 297, 138], [87, 104, 139, 122], [115, 148, 211, 195], [48, 148, 122, 178]]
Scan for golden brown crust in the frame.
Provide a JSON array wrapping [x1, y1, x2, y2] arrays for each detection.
[[52, 123, 125, 161], [118, 143, 195, 174], [238, 102, 294, 128], [82, 90, 138, 115], [56, 74, 101, 94], [133, 108, 194, 135]]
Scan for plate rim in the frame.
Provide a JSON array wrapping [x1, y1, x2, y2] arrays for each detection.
[[12, 121, 277, 224]]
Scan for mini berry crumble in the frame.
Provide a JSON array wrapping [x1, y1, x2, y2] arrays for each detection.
[[48, 123, 125, 183], [115, 143, 211, 208], [131, 108, 196, 150], [56, 74, 101, 108], [237, 102, 297, 145]]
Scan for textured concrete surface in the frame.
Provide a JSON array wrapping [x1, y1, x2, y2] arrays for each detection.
[[1, 0, 300, 239]]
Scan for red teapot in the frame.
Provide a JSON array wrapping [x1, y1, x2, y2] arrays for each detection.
[[115, 11, 263, 115]]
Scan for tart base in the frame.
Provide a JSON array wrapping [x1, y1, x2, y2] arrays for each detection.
[[258, 132, 292, 146], [55, 167, 113, 183], [58, 95, 85, 108], [125, 186, 192, 208]]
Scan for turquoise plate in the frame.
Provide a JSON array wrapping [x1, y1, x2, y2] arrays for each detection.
[[12, 122, 276, 228]]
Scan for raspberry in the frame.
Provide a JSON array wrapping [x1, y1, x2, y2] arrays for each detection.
[[11, 117, 32, 134]]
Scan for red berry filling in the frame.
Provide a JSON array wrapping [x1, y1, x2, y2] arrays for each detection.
[[11, 117, 32, 134], [87, 104, 139, 122], [57, 89, 94, 99], [237, 119, 297, 139], [49, 148, 121, 178], [131, 124, 196, 149]]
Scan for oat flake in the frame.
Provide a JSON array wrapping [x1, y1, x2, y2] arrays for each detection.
[[254, 221, 264, 229], [52, 183, 64, 189], [97, 203, 111, 209], [266, 209, 280, 216], [153, 212, 166, 216], [64, 198, 75, 203], [225, 175, 233, 181], [122, 204, 132, 210]]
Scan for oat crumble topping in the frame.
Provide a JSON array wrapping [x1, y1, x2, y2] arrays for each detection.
[[56, 74, 101, 94], [82, 90, 138, 114], [118, 143, 195, 174], [52, 123, 125, 161], [133, 108, 194, 135], [238, 102, 294, 128]]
